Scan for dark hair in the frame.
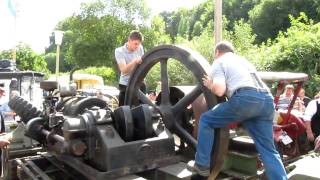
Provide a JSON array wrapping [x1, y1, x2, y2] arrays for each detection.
[[215, 41, 235, 53], [128, 30, 143, 42]]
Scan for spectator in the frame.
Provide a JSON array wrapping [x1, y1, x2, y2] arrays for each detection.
[[0, 89, 16, 122], [147, 91, 157, 102], [303, 91, 320, 142], [299, 88, 311, 108], [278, 84, 303, 112]]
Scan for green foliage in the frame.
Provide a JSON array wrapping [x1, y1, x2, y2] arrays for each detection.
[[249, 14, 320, 95], [223, 0, 261, 29], [249, 0, 320, 42], [77, 66, 117, 85], [145, 60, 196, 91], [191, 21, 203, 37], [45, 0, 165, 74], [175, 22, 214, 62], [305, 74, 320, 98], [0, 44, 49, 75], [150, 16, 171, 45], [44, 53, 72, 73], [107, 0, 151, 23]]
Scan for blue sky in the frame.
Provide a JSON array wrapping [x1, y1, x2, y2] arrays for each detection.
[[0, 0, 205, 54]]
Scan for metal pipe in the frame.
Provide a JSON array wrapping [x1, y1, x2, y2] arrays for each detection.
[[41, 129, 65, 143]]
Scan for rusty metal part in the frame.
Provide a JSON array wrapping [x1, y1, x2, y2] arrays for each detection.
[[124, 45, 229, 179]]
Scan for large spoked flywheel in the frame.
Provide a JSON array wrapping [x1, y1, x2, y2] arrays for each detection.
[[124, 45, 229, 179]]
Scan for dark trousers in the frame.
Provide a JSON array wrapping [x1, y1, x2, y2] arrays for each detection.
[[118, 84, 127, 106], [118, 83, 146, 106]]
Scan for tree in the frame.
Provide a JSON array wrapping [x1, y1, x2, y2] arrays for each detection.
[[44, 53, 72, 73], [0, 43, 49, 74], [223, 0, 261, 29], [45, 0, 159, 71], [150, 16, 171, 45], [108, 0, 150, 23], [250, 14, 320, 96], [249, 0, 320, 43]]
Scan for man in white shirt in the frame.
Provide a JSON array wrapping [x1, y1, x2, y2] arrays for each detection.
[[115, 30, 144, 106], [187, 41, 287, 179], [303, 93, 320, 142]]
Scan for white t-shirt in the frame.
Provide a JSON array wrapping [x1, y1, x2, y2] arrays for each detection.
[[211, 52, 268, 98], [115, 43, 144, 86], [303, 98, 319, 121]]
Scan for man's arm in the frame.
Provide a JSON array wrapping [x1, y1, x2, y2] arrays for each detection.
[[304, 100, 317, 141], [305, 121, 314, 141], [202, 75, 226, 97], [117, 57, 141, 75], [115, 47, 143, 75]]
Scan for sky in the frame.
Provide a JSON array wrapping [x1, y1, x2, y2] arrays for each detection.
[[0, 0, 205, 54]]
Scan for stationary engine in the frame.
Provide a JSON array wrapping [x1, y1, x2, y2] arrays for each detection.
[[9, 84, 177, 179]]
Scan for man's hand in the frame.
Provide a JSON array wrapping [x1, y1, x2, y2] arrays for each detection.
[[202, 75, 213, 91], [134, 56, 142, 64], [0, 139, 10, 148]]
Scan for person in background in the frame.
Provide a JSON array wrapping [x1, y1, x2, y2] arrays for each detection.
[[278, 84, 303, 112], [147, 91, 157, 102], [299, 88, 311, 108], [187, 41, 287, 179], [115, 30, 144, 106], [0, 89, 17, 122], [303, 91, 320, 142]]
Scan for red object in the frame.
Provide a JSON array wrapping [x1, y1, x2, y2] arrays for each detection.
[[277, 112, 306, 138], [228, 122, 239, 129]]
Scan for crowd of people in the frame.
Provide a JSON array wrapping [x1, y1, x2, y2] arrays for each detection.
[[277, 84, 320, 145]]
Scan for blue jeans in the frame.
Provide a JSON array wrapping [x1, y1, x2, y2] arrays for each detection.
[[195, 88, 287, 180]]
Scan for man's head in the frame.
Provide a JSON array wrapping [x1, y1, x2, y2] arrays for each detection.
[[214, 41, 235, 58], [127, 30, 143, 52]]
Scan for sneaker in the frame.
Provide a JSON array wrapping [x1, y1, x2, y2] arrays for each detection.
[[187, 160, 210, 177]]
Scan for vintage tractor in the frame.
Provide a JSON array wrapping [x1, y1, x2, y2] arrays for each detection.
[[5, 45, 230, 180]]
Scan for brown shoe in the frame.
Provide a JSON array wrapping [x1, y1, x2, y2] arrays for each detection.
[[187, 161, 210, 177]]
